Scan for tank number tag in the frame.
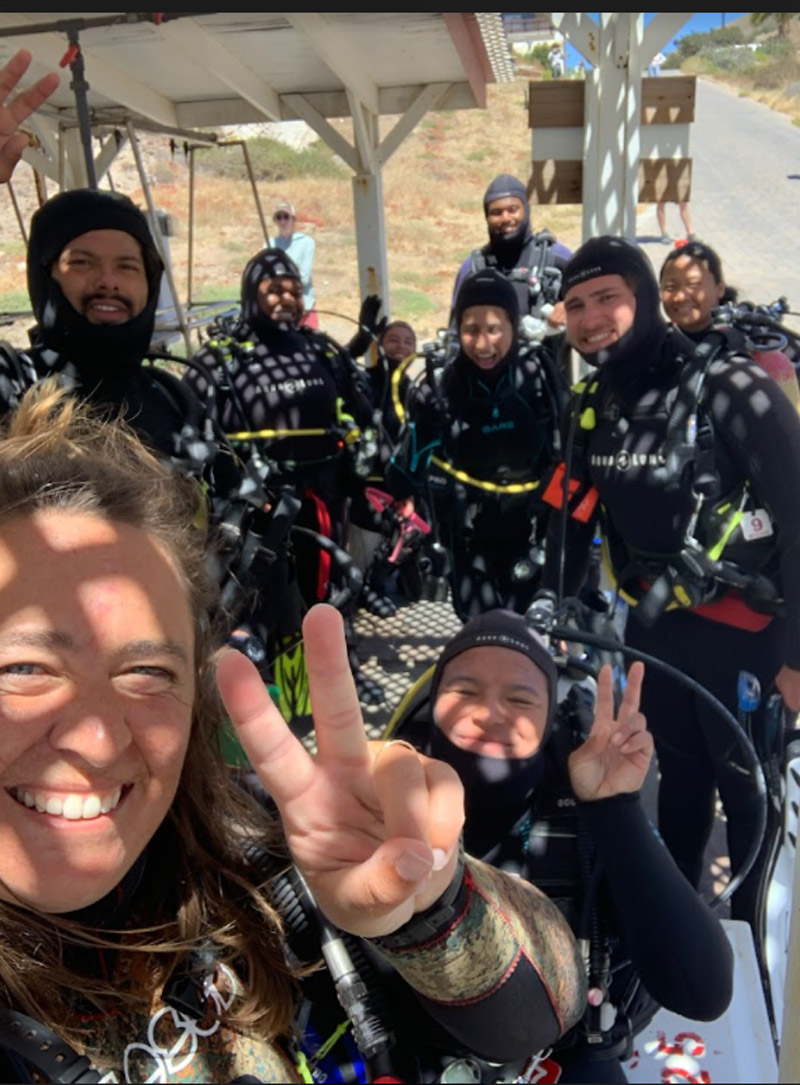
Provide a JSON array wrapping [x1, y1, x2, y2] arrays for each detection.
[[741, 509, 774, 541]]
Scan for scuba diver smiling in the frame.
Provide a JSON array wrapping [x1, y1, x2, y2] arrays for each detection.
[[545, 235, 800, 929], [387, 267, 567, 622]]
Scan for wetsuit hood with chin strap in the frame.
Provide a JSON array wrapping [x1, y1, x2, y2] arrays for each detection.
[[483, 173, 533, 267], [561, 236, 668, 379], [27, 189, 164, 388]]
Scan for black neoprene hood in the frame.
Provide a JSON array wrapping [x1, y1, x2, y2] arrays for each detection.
[[27, 188, 163, 317], [453, 267, 520, 328], [483, 174, 528, 214], [240, 247, 302, 332], [561, 236, 651, 298], [25, 188, 164, 372], [560, 236, 665, 367], [430, 609, 558, 729]]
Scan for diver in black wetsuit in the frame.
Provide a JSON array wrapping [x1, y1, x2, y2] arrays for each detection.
[[392, 609, 733, 1084], [0, 189, 258, 605], [186, 248, 384, 704], [387, 268, 566, 622], [545, 235, 800, 927], [452, 174, 573, 326], [365, 319, 417, 448], [1, 189, 215, 467]]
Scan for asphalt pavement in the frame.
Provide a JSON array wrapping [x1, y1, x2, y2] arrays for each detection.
[[636, 77, 800, 310]]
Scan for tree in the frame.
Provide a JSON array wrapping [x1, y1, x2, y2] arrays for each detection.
[[751, 12, 799, 37]]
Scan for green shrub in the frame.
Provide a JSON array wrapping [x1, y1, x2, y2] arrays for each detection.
[[759, 36, 796, 58], [530, 42, 552, 67], [196, 138, 347, 182], [0, 289, 31, 315], [755, 56, 800, 88], [390, 287, 438, 321], [704, 46, 758, 75], [674, 25, 745, 62]]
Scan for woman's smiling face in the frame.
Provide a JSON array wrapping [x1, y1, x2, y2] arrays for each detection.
[[660, 254, 725, 334], [433, 646, 550, 760], [0, 509, 195, 913]]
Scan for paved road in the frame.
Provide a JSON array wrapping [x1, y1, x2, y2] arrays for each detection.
[[637, 77, 800, 313]]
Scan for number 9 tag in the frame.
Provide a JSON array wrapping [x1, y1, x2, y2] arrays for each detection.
[[741, 508, 774, 542]]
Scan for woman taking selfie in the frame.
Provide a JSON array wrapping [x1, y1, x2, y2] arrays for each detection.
[[0, 383, 584, 1083]]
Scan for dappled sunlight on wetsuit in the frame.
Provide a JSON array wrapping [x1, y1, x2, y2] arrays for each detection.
[[548, 236, 800, 926], [388, 269, 567, 622]]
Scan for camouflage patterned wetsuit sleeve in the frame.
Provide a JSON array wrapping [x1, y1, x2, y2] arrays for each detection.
[[370, 855, 586, 1061]]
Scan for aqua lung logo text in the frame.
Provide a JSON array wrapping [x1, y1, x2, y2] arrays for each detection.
[[590, 450, 666, 471], [262, 377, 326, 397]]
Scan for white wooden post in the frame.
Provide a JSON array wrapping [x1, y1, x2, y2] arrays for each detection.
[[352, 169, 389, 311], [548, 10, 695, 240]]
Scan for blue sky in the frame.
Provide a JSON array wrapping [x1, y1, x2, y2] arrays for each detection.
[[562, 13, 748, 69]]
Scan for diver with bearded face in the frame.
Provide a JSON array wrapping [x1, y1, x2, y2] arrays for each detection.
[[1, 189, 212, 463], [186, 248, 384, 707]]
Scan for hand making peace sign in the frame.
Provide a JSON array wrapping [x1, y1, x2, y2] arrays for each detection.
[[216, 604, 465, 939], [567, 661, 653, 802]]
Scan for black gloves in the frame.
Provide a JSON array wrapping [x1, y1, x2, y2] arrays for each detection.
[[347, 294, 387, 358]]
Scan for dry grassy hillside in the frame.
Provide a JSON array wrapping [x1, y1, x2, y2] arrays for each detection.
[[682, 12, 800, 125], [0, 76, 582, 349]]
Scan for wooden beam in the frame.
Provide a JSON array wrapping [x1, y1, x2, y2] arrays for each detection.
[[528, 157, 693, 205], [642, 75, 696, 125], [282, 13, 380, 116], [529, 81, 584, 128], [529, 76, 696, 128], [528, 160, 583, 205], [158, 18, 281, 121], [548, 12, 600, 66], [642, 12, 694, 60], [23, 115, 60, 165], [376, 82, 452, 168], [0, 16, 178, 128], [20, 146, 59, 184], [347, 92, 377, 175], [281, 93, 360, 174], [93, 131, 128, 184], [639, 158, 692, 202], [442, 13, 488, 109], [175, 82, 480, 129]]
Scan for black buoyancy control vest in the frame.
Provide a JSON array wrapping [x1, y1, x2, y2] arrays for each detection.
[[571, 339, 782, 613], [0, 339, 208, 470], [196, 327, 346, 466], [395, 679, 651, 1059], [470, 231, 562, 316], [437, 346, 561, 485]]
